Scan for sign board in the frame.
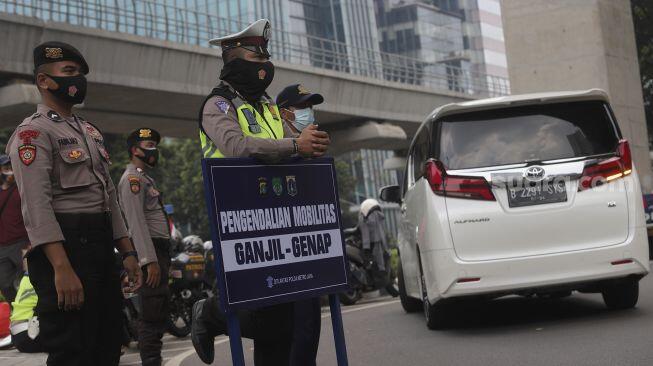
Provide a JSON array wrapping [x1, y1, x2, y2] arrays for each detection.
[[201, 157, 349, 311]]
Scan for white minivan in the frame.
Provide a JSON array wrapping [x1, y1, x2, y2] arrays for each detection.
[[380, 89, 650, 329]]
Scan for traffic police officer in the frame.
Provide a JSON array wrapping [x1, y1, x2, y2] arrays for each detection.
[[5, 42, 142, 366], [118, 128, 170, 366], [191, 19, 331, 365]]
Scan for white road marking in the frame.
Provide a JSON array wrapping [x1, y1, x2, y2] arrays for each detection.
[[164, 298, 399, 366]]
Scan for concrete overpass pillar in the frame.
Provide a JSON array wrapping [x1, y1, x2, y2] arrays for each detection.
[[501, 0, 653, 192]]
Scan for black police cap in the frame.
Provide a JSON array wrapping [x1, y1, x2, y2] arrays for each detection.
[[127, 128, 161, 148], [33, 41, 89, 75], [276, 84, 324, 109]]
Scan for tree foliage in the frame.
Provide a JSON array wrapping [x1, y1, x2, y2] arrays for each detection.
[[632, 0, 653, 133]]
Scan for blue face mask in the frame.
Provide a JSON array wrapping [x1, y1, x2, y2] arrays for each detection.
[[293, 108, 315, 131]]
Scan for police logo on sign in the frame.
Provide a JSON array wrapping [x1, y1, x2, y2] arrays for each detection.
[[272, 177, 283, 196], [286, 175, 297, 197]]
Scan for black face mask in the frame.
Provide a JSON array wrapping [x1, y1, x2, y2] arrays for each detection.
[[136, 147, 159, 167], [219, 59, 275, 102], [46, 74, 87, 105]]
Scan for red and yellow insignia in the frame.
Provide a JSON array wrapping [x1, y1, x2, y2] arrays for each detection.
[[85, 124, 102, 140], [128, 176, 141, 194], [18, 144, 36, 166], [68, 149, 82, 160], [258, 69, 266, 80], [19, 130, 40, 144]]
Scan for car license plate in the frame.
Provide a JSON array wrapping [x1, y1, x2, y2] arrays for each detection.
[[507, 180, 567, 207]]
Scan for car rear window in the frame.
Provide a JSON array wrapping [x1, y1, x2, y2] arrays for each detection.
[[437, 101, 620, 170]]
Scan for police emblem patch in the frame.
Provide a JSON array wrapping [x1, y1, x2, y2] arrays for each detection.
[[68, 85, 78, 97], [18, 144, 36, 166], [297, 85, 310, 95], [139, 129, 152, 138], [258, 177, 268, 195], [45, 47, 63, 59], [272, 177, 283, 196], [128, 176, 140, 194], [215, 100, 231, 114], [258, 69, 266, 80], [68, 149, 83, 160], [286, 175, 297, 197]]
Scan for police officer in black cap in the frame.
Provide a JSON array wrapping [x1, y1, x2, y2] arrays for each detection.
[[5, 41, 142, 366], [276, 83, 324, 135], [118, 128, 170, 366]]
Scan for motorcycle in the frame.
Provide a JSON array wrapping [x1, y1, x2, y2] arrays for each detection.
[[166, 236, 215, 338], [340, 227, 399, 305]]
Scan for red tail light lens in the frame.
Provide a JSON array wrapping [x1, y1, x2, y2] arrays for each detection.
[[579, 140, 632, 191], [425, 160, 495, 201]]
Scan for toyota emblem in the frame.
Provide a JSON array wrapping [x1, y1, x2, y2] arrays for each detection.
[[524, 166, 545, 181]]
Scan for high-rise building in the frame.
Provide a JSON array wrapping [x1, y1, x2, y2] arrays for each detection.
[[457, 0, 510, 94]]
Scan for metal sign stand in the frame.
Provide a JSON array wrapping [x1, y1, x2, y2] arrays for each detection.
[[224, 297, 349, 366]]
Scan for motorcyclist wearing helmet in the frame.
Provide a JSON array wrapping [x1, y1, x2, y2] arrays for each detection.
[[358, 199, 389, 274]]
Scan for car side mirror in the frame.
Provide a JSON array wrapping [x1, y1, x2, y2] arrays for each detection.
[[379, 185, 401, 204]]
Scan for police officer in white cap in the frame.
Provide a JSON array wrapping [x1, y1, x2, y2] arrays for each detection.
[[191, 19, 331, 366]]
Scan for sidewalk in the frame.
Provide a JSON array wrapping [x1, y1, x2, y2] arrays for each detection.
[[0, 349, 46, 366]]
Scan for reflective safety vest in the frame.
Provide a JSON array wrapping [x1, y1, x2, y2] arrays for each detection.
[[199, 84, 284, 158], [10, 275, 37, 323]]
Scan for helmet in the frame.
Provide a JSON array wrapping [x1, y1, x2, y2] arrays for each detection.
[[203, 241, 213, 251], [360, 198, 380, 217], [182, 235, 203, 253]]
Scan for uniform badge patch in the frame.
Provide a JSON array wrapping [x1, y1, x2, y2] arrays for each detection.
[[18, 144, 36, 166], [286, 175, 297, 197], [19, 130, 40, 144], [139, 129, 152, 138], [45, 47, 63, 59], [85, 124, 102, 141], [258, 177, 268, 196], [272, 177, 283, 196], [215, 100, 231, 114], [128, 176, 141, 194], [68, 149, 83, 160], [98, 146, 111, 164], [46, 111, 62, 122], [297, 85, 310, 95]]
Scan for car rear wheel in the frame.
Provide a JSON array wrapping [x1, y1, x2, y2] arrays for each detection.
[[398, 260, 421, 313], [602, 279, 639, 310], [417, 251, 450, 329]]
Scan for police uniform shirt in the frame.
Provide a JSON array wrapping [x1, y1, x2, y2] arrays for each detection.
[[118, 163, 169, 266], [5, 104, 128, 247], [202, 91, 298, 160]]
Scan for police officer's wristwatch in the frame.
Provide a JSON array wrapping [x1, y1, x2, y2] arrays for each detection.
[[122, 250, 139, 261], [292, 138, 299, 155]]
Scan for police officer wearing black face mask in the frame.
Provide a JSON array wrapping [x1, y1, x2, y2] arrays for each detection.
[[192, 19, 331, 366], [5, 41, 142, 366], [118, 128, 170, 366]]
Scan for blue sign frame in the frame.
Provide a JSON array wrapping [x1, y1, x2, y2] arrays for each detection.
[[201, 157, 350, 365]]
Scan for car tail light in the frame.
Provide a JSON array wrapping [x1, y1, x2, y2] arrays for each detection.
[[456, 277, 481, 283], [611, 259, 633, 266], [425, 160, 495, 201], [579, 140, 632, 191]]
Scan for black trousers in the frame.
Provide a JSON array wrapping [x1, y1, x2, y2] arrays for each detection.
[[201, 295, 321, 366], [12, 330, 45, 353], [27, 213, 123, 366], [138, 238, 171, 366], [290, 298, 321, 366], [201, 296, 295, 365]]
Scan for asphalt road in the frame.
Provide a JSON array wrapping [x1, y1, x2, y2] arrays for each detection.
[[4, 274, 653, 366]]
